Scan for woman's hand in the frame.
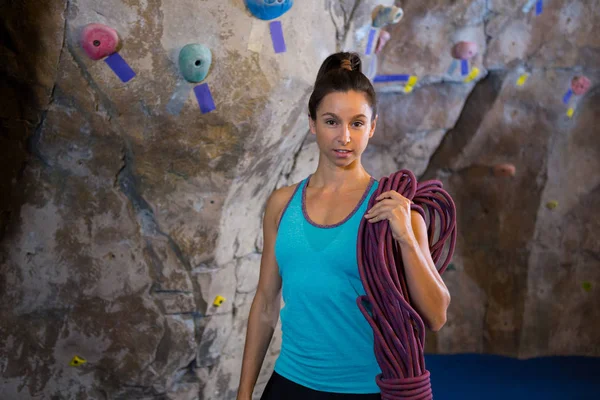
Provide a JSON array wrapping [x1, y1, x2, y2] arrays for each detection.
[[364, 190, 415, 245]]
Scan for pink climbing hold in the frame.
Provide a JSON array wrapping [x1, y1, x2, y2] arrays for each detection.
[[451, 41, 478, 60], [375, 30, 391, 54], [571, 76, 591, 96], [493, 163, 516, 177], [81, 23, 120, 60]]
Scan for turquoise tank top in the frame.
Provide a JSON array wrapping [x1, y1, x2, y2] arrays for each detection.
[[273, 174, 381, 394]]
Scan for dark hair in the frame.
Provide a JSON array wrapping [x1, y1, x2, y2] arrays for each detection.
[[308, 52, 377, 121]]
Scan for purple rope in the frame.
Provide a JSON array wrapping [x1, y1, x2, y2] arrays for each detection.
[[357, 170, 457, 399]]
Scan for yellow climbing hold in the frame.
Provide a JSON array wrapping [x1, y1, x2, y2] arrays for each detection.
[[407, 75, 419, 87], [464, 67, 480, 83], [402, 76, 418, 94], [546, 200, 559, 210], [213, 295, 226, 307], [70, 355, 87, 367], [566, 107, 574, 118], [516, 73, 529, 86], [582, 281, 592, 292]]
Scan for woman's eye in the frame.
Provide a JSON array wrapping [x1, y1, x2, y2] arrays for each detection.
[[325, 120, 337, 126], [353, 121, 364, 128]]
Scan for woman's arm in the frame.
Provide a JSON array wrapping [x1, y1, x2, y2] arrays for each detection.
[[237, 190, 284, 399], [398, 210, 451, 331]]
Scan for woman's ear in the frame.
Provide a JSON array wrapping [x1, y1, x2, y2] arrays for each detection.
[[309, 115, 317, 135], [369, 114, 378, 138]]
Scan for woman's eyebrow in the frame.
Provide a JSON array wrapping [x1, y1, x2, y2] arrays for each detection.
[[320, 112, 368, 119]]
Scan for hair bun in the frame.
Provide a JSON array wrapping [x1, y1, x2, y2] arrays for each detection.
[[314, 52, 363, 82], [350, 53, 362, 72], [341, 53, 362, 72], [309, 51, 377, 121]]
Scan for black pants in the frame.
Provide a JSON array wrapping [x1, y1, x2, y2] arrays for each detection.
[[260, 371, 381, 400]]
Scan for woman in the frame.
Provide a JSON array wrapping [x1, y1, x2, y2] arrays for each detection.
[[237, 52, 451, 400]]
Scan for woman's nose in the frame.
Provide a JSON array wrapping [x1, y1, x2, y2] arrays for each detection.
[[340, 127, 351, 144]]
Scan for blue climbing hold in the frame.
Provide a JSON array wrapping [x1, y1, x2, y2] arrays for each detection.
[[372, 5, 404, 28], [245, 0, 293, 21], [178, 44, 212, 83]]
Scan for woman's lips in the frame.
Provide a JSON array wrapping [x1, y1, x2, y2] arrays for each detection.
[[333, 149, 353, 158]]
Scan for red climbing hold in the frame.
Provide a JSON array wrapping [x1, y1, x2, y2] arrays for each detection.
[[451, 41, 478, 60], [375, 30, 391, 54], [571, 76, 591, 96], [81, 23, 120, 60], [493, 163, 516, 177]]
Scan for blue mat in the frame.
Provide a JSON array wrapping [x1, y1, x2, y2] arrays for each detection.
[[424, 353, 600, 399]]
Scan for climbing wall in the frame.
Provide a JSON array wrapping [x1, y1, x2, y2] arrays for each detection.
[[0, 0, 598, 399], [0, 0, 335, 398]]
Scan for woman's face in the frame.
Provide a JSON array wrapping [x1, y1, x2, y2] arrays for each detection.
[[309, 90, 376, 167]]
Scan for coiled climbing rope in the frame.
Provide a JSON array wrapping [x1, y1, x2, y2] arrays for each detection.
[[356, 169, 457, 400]]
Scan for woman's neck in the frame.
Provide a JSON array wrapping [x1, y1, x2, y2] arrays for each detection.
[[309, 164, 371, 192]]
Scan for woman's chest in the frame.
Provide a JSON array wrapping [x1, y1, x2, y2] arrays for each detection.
[[304, 190, 367, 226]]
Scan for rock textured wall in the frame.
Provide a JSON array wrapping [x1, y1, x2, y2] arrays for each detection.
[[0, 0, 598, 399]]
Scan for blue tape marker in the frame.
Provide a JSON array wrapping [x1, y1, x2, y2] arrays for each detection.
[[535, 0, 543, 15], [562, 88, 573, 105], [461, 59, 469, 76], [166, 80, 191, 115], [446, 59, 458, 75], [194, 83, 216, 113], [522, 0, 536, 13], [269, 21, 286, 53], [365, 28, 377, 55], [104, 53, 136, 83], [366, 54, 378, 81], [373, 74, 410, 83]]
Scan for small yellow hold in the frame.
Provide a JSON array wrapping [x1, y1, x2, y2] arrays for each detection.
[[213, 295, 226, 307], [546, 200, 559, 210], [464, 67, 480, 83], [516, 73, 529, 86], [401, 76, 418, 94], [582, 281, 592, 292], [566, 108, 574, 118], [70, 355, 87, 367]]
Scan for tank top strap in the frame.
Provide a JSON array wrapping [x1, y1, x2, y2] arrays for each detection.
[[277, 176, 309, 229]]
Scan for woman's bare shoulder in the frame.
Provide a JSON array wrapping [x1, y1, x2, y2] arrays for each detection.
[[266, 180, 303, 226]]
